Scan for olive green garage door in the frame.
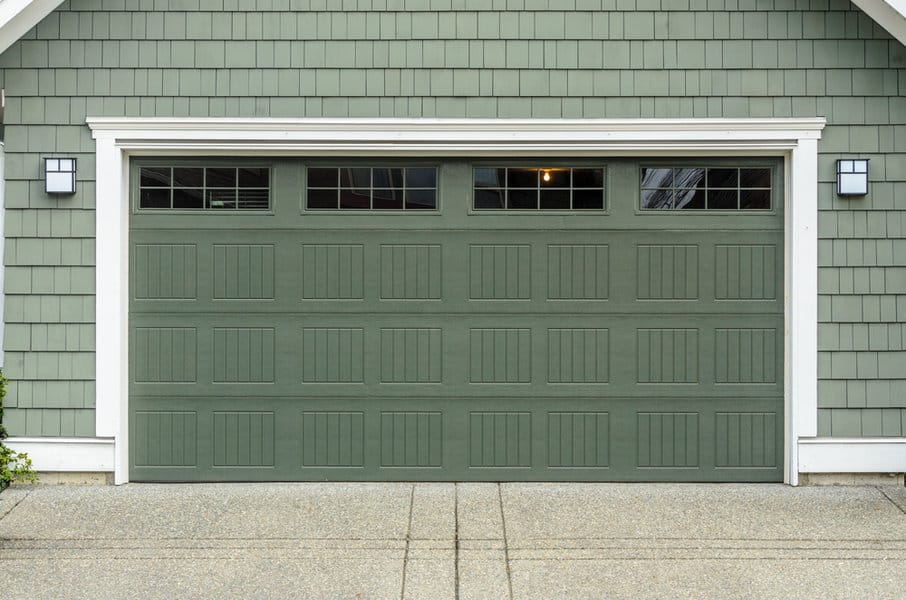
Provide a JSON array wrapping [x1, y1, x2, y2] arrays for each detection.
[[129, 158, 784, 482]]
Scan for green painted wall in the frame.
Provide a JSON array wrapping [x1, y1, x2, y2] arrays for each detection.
[[0, 0, 904, 438]]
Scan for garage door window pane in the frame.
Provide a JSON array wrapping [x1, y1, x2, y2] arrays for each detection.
[[475, 189, 505, 209], [373, 189, 404, 210], [239, 168, 269, 188], [340, 189, 371, 209], [406, 168, 437, 188], [141, 167, 171, 187], [206, 168, 237, 188], [173, 168, 204, 188], [173, 188, 204, 209], [308, 188, 338, 209], [641, 188, 673, 210], [676, 188, 706, 209], [474, 167, 605, 210], [641, 166, 772, 211], [641, 168, 673, 188], [674, 168, 705, 189], [741, 189, 771, 210], [140, 188, 171, 209], [306, 166, 438, 210], [307, 168, 338, 188], [405, 189, 436, 209], [508, 168, 538, 188], [707, 168, 738, 188], [540, 189, 570, 209], [572, 189, 604, 209], [508, 189, 538, 209], [373, 168, 404, 188], [474, 168, 505, 188], [573, 168, 605, 188]]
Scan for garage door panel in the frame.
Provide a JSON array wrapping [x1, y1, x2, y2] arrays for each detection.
[[130, 230, 782, 316], [130, 396, 782, 482], [130, 317, 782, 398]]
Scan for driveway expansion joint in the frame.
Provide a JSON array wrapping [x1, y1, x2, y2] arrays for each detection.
[[453, 483, 460, 600]]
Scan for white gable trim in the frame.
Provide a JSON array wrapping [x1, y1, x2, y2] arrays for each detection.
[[0, 0, 66, 55], [851, 0, 906, 46], [84, 117, 824, 485]]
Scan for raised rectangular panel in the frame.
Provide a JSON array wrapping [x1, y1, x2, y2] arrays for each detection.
[[380, 244, 441, 299], [213, 411, 275, 467], [301, 328, 364, 383], [547, 244, 609, 299], [715, 244, 777, 300], [548, 328, 609, 383], [715, 412, 777, 468], [301, 411, 364, 467], [469, 412, 531, 467], [213, 328, 275, 383], [380, 412, 443, 467], [470, 244, 531, 299], [134, 244, 197, 299], [133, 328, 197, 383], [301, 244, 364, 299], [637, 245, 698, 300], [637, 329, 698, 383], [637, 412, 699, 468], [548, 412, 609, 468], [380, 328, 442, 383], [470, 328, 531, 383], [715, 328, 777, 384], [213, 244, 275, 300], [133, 411, 197, 467]]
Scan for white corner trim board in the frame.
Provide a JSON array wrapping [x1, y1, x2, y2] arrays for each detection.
[[86, 117, 825, 485], [4, 437, 115, 472]]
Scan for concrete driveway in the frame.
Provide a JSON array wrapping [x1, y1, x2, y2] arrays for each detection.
[[1, 483, 905, 599]]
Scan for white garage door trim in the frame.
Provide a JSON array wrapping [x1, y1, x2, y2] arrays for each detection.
[[77, 117, 825, 485]]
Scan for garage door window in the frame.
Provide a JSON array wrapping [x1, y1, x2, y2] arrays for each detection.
[[640, 167, 771, 210], [306, 167, 438, 210], [138, 167, 270, 211], [473, 167, 605, 210]]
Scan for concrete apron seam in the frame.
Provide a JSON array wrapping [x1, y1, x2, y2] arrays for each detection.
[[400, 484, 415, 600], [876, 486, 906, 517], [454, 483, 460, 600], [498, 483, 514, 600]]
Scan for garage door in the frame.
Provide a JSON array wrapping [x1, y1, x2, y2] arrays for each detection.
[[129, 158, 784, 482]]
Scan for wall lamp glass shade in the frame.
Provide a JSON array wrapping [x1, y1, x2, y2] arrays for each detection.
[[45, 157, 77, 194], [836, 159, 869, 196]]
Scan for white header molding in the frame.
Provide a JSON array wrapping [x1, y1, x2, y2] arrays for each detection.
[[78, 117, 828, 484]]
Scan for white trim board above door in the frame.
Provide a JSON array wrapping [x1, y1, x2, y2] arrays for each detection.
[[81, 117, 825, 485]]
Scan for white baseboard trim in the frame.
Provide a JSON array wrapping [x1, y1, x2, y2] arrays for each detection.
[[4, 437, 115, 472], [798, 438, 906, 473]]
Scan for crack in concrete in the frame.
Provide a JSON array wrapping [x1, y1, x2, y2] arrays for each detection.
[[399, 484, 415, 600], [876, 486, 906, 517], [0, 488, 31, 524], [498, 484, 514, 600]]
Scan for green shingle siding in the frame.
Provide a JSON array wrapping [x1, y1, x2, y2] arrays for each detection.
[[2, 0, 906, 437]]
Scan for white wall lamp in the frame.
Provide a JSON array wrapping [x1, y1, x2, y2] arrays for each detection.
[[836, 158, 869, 196], [45, 157, 77, 194]]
